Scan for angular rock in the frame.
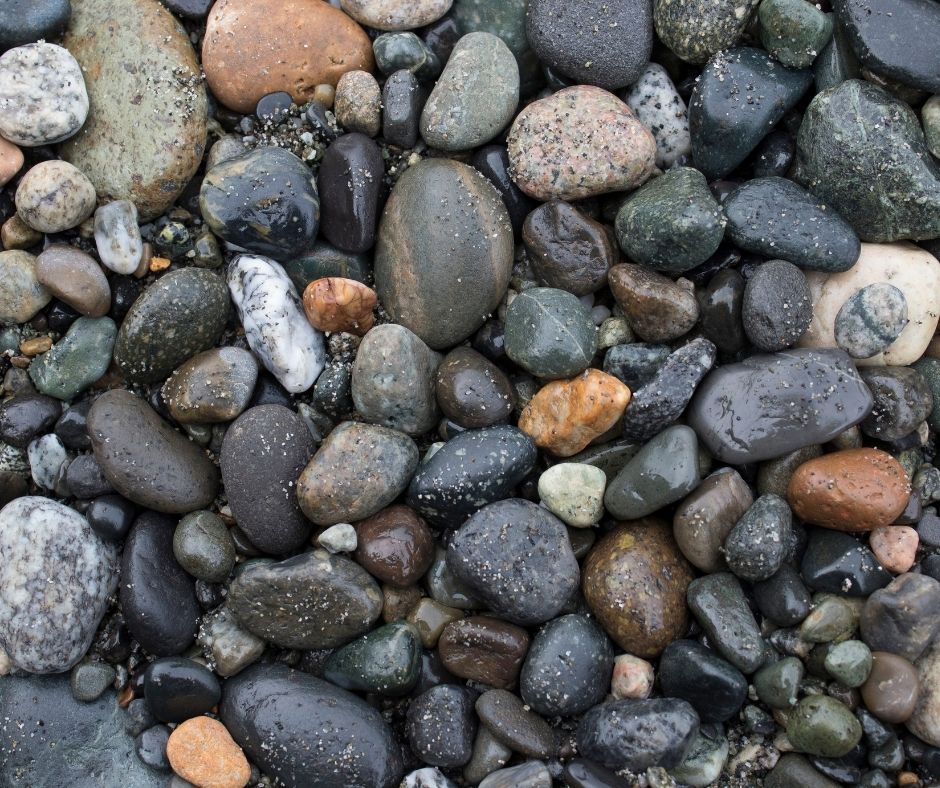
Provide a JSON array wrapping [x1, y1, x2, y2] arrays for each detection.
[[623, 63, 691, 169]]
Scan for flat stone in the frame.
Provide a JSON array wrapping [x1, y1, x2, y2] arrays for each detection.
[[438, 616, 529, 688], [475, 689, 556, 759], [654, 0, 760, 63], [93, 200, 143, 275]]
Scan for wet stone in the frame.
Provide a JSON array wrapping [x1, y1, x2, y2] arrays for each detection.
[[754, 564, 813, 627], [835, 284, 909, 360], [722, 494, 792, 583], [94, 201, 142, 275], [173, 510, 236, 584], [407, 684, 477, 769], [435, 346, 514, 429], [860, 573, 940, 662], [383, 70, 424, 149], [742, 259, 813, 352], [623, 63, 691, 169], [317, 133, 384, 254], [475, 689, 556, 759], [800, 529, 892, 597], [859, 367, 933, 442], [658, 640, 747, 723], [438, 615, 530, 688]]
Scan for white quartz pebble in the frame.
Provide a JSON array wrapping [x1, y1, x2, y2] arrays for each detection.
[[624, 63, 691, 169], [27, 433, 68, 491], [94, 200, 144, 275]]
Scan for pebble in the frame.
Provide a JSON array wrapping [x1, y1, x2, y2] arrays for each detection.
[[383, 69, 423, 148], [860, 573, 940, 662], [786, 695, 863, 758], [623, 63, 691, 168], [375, 158, 513, 349], [64, 453, 112, 499], [227, 255, 327, 393], [0, 0, 71, 50], [421, 32, 518, 151], [758, 0, 833, 69], [435, 346, 514, 429], [507, 86, 656, 201], [672, 726, 730, 788], [15, 160, 97, 233], [373, 32, 437, 76], [35, 245, 110, 318], [859, 366, 933, 441], [27, 433, 68, 490], [0, 43, 88, 146], [479, 762, 551, 788], [438, 616, 530, 688], [166, 717, 250, 788], [0, 250, 50, 324], [93, 201, 143, 275], [317, 522, 357, 554], [607, 263, 699, 343], [603, 345, 668, 391], [407, 684, 477, 768], [519, 370, 630, 457], [70, 661, 117, 703], [198, 606, 265, 678], [145, 657, 221, 722], [447, 498, 579, 625], [28, 316, 117, 401], [654, 0, 760, 63], [537, 462, 606, 527], [220, 663, 404, 787], [723, 494, 792, 582], [163, 347, 258, 425], [659, 640, 747, 723], [860, 651, 920, 724], [800, 528, 892, 597], [297, 421, 418, 526], [869, 525, 918, 573], [0, 137, 24, 186], [615, 168, 726, 274], [924, 94, 940, 158], [743, 259, 813, 351], [61, 0, 207, 220], [303, 277, 376, 337], [825, 639, 873, 688], [120, 512, 200, 656], [754, 656, 803, 709], [201, 148, 320, 261], [0, 392, 60, 448], [340, 0, 452, 31], [724, 177, 861, 273], [324, 621, 421, 696], [317, 133, 384, 253], [173, 510, 236, 583], [576, 698, 700, 772], [475, 689, 556, 759], [334, 71, 382, 137], [0, 497, 117, 673], [353, 504, 435, 587], [203, 0, 373, 113], [611, 654, 655, 700], [835, 284, 909, 361], [582, 519, 693, 657]]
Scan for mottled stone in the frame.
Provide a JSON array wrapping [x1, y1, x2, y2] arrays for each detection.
[[166, 717, 251, 788], [407, 684, 476, 768], [28, 316, 116, 401], [654, 0, 760, 63], [93, 201, 142, 275], [869, 525, 918, 574], [334, 71, 381, 137], [860, 573, 940, 662], [15, 160, 96, 233], [608, 264, 699, 343], [341, 0, 452, 31], [742, 259, 813, 352], [623, 63, 691, 168], [0, 250, 50, 324], [759, 0, 834, 69], [786, 695, 862, 757], [835, 284, 909, 360], [723, 494, 792, 582], [537, 463, 607, 527], [35, 245, 109, 318], [859, 366, 933, 441], [303, 277, 376, 336]]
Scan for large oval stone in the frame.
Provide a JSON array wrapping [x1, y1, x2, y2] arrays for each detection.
[[60, 0, 207, 221], [374, 158, 513, 350]]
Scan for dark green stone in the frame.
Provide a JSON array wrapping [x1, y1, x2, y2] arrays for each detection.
[[283, 240, 372, 291], [754, 656, 803, 708], [794, 79, 940, 242], [373, 32, 439, 77], [29, 316, 117, 400], [602, 343, 670, 390], [786, 695, 862, 757], [614, 167, 726, 274], [913, 358, 940, 431], [568, 438, 641, 482], [759, 0, 833, 68], [824, 639, 872, 687], [173, 510, 236, 584], [813, 24, 860, 92], [323, 622, 421, 697], [766, 753, 842, 788]]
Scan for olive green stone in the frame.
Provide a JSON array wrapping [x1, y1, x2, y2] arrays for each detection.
[[824, 639, 872, 688], [29, 316, 116, 400], [813, 25, 860, 93], [754, 657, 804, 709], [173, 510, 236, 584], [323, 621, 421, 697], [786, 695, 862, 757], [765, 753, 842, 788], [799, 594, 858, 643], [759, 0, 833, 69], [924, 96, 940, 160]]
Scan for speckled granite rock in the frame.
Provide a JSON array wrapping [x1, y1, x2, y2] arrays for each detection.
[[654, 0, 761, 64]]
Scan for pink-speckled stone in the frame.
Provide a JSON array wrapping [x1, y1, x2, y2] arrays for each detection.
[[507, 85, 656, 201]]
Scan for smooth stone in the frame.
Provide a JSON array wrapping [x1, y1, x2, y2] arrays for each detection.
[[87, 390, 219, 513], [317, 523, 358, 554], [825, 639, 873, 687], [35, 245, 110, 318], [229, 550, 381, 649], [144, 657, 220, 723], [621, 338, 716, 442], [623, 63, 691, 169], [63, 453, 112, 499], [915, 358, 940, 432], [406, 425, 536, 526], [607, 263, 699, 343], [283, 241, 372, 291], [615, 168, 726, 274], [165, 716, 251, 788], [323, 621, 421, 696], [373, 32, 436, 76], [603, 343, 670, 391], [220, 663, 404, 788], [868, 524, 918, 573], [522, 201, 615, 296], [84, 496, 135, 542], [925, 94, 940, 158], [297, 421, 417, 526], [407, 684, 476, 768], [723, 493, 792, 582], [353, 504, 434, 587], [813, 22, 861, 91], [0, 497, 117, 673], [506, 86, 656, 201], [28, 316, 116, 401], [0, 250, 50, 324], [538, 463, 606, 527], [670, 726, 730, 788], [375, 158, 513, 349], [800, 529, 892, 597], [446, 498, 579, 625], [120, 512, 200, 656], [576, 698, 700, 771], [476, 689, 555, 759], [15, 160, 96, 233], [687, 572, 768, 673], [759, 0, 834, 69], [504, 287, 597, 380], [0, 393, 60, 449], [765, 754, 843, 788], [604, 425, 701, 520], [383, 69, 423, 149], [520, 614, 613, 717], [754, 563, 813, 626], [725, 177, 861, 273], [340, 0, 451, 31], [435, 346, 514, 429], [93, 200, 143, 275], [198, 605, 265, 678], [582, 519, 694, 657], [860, 573, 940, 662], [659, 640, 747, 723], [471, 144, 537, 237], [689, 48, 813, 181], [525, 0, 652, 89], [317, 133, 383, 253], [754, 656, 804, 708], [688, 348, 873, 464], [479, 762, 550, 788], [421, 32, 518, 151], [203, 0, 373, 113], [334, 70, 381, 137], [438, 615, 529, 688], [835, 284, 909, 360], [793, 81, 940, 242], [654, 0, 760, 64], [0, 0, 71, 50], [61, 0, 207, 220], [352, 323, 441, 434], [860, 651, 920, 724], [787, 695, 863, 757], [26, 433, 67, 491], [173, 511, 236, 583], [201, 147, 319, 261], [163, 347, 258, 424], [859, 367, 932, 441], [0, 43, 87, 146], [70, 662, 117, 703]]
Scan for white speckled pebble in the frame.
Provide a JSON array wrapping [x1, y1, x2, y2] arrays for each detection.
[[623, 63, 692, 169], [15, 160, 97, 233], [27, 433, 69, 491], [0, 43, 89, 146], [94, 200, 143, 275], [340, 0, 452, 31]]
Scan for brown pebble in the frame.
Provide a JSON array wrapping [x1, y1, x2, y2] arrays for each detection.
[[19, 336, 52, 356], [354, 504, 434, 588], [406, 597, 463, 648], [303, 277, 377, 336], [608, 263, 699, 343], [0, 138, 24, 187], [2, 214, 41, 250], [166, 716, 251, 788], [860, 651, 920, 723], [35, 244, 111, 318], [869, 525, 918, 574], [438, 615, 530, 689], [381, 584, 422, 623]]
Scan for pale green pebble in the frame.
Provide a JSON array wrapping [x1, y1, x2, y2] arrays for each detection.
[[537, 462, 606, 527], [824, 639, 872, 688], [317, 523, 357, 553], [597, 316, 633, 349], [754, 656, 804, 709], [28, 316, 116, 400], [924, 96, 940, 159], [173, 510, 236, 583], [670, 726, 729, 787], [786, 695, 862, 757]]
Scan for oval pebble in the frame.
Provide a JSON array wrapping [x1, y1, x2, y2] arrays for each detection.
[[834, 283, 909, 359]]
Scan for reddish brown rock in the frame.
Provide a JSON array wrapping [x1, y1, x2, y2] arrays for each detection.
[[608, 263, 700, 343], [353, 504, 434, 588], [202, 0, 375, 114], [0, 138, 23, 187], [166, 716, 251, 788], [861, 651, 921, 724], [518, 369, 631, 457], [870, 525, 919, 574], [787, 448, 911, 532], [303, 277, 376, 336], [438, 615, 530, 689], [35, 246, 111, 318]]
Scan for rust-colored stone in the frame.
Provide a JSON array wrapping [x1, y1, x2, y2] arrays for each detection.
[[787, 448, 911, 532], [438, 615, 530, 689], [518, 369, 631, 457], [166, 716, 251, 788], [303, 276, 377, 335], [0, 138, 23, 187], [19, 336, 52, 356], [869, 525, 919, 574], [354, 504, 434, 588]]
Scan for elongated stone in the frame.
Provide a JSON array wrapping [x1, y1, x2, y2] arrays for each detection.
[[93, 200, 143, 275]]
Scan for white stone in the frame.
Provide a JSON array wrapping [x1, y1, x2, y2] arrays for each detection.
[[624, 63, 691, 169], [340, 0, 452, 31], [0, 497, 118, 673], [611, 653, 655, 699], [317, 523, 358, 553], [799, 242, 940, 366], [0, 250, 50, 324], [402, 768, 457, 788], [15, 160, 96, 233], [27, 433, 68, 490], [0, 43, 89, 146], [538, 462, 606, 527], [94, 200, 143, 275], [227, 254, 327, 393]]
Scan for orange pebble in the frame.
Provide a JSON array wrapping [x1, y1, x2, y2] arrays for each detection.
[[166, 716, 250, 788], [869, 525, 919, 573], [302, 276, 376, 335]]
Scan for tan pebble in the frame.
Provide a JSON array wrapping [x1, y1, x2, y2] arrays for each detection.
[[166, 716, 250, 788], [35, 244, 111, 317], [303, 277, 376, 335], [2, 214, 41, 250], [149, 256, 171, 273], [898, 772, 921, 787], [611, 654, 654, 699], [869, 525, 918, 573], [334, 70, 382, 137], [19, 336, 52, 356], [134, 242, 152, 278], [0, 138, 24, 186], [313, 84, 336, 109]]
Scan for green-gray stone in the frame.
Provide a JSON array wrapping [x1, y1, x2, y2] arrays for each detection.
[[283, 240, 372, 291], [913, 358, 940, 431], [834, 283, 908, 359], [568, 438, 641, 482], [670, 725, 729, 787], [794, 79, 940, 242], [173, 510, 236, 584], [765, 753, 842, 788], [603, 425, 700, 520], [614, 167, 726, 274], [813, 24, 860, 92], [505, 287, 597, 379], [192, 230, 223, 269], [754, 656, 804, 708], [29, 316, 117, 400], [758, 0, 833, 69], [0, 328, 19, 353], [70, 662, 117, 703], [924, 96, 940, 159], [785, 695, 863, 757], [799, 593, 858, 643], [824, 639, 872, 687], [113, 268, 230, 383], [757, 445, 823, 498], [372, 32, 439, 77], [323, 621, 421, 697]]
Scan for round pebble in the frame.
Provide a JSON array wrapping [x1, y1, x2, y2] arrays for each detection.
[[834, 283, 909, 359], [15, 160, 97, 234]]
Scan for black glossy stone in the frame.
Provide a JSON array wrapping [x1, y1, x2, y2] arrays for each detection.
[[162, 0, 214, 18], [658, 640, 748, 722], [47, 300, 81, 334], [119, 512, 199, 656], [751, 130, 795, 178], [382, 70, 423, 149], [471, 144, 537, 238], [0, 392, 61, 448], [144, 657, 221, 723], [134, 724, 170, 772], [256, 91, 293, 123], [317, 133, 384, 253], [64, 453, 112, 499], [0, 0, 70, 50], [753, 563, 812, 627], [697, 269, 746, 354], [108, 277, 140, 322], [406, 684, 477, 768], [312, 362, 353, 419], [800, 529, 892, 597], [305, 101, 337, 141], [54, 400, 91, 450]]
